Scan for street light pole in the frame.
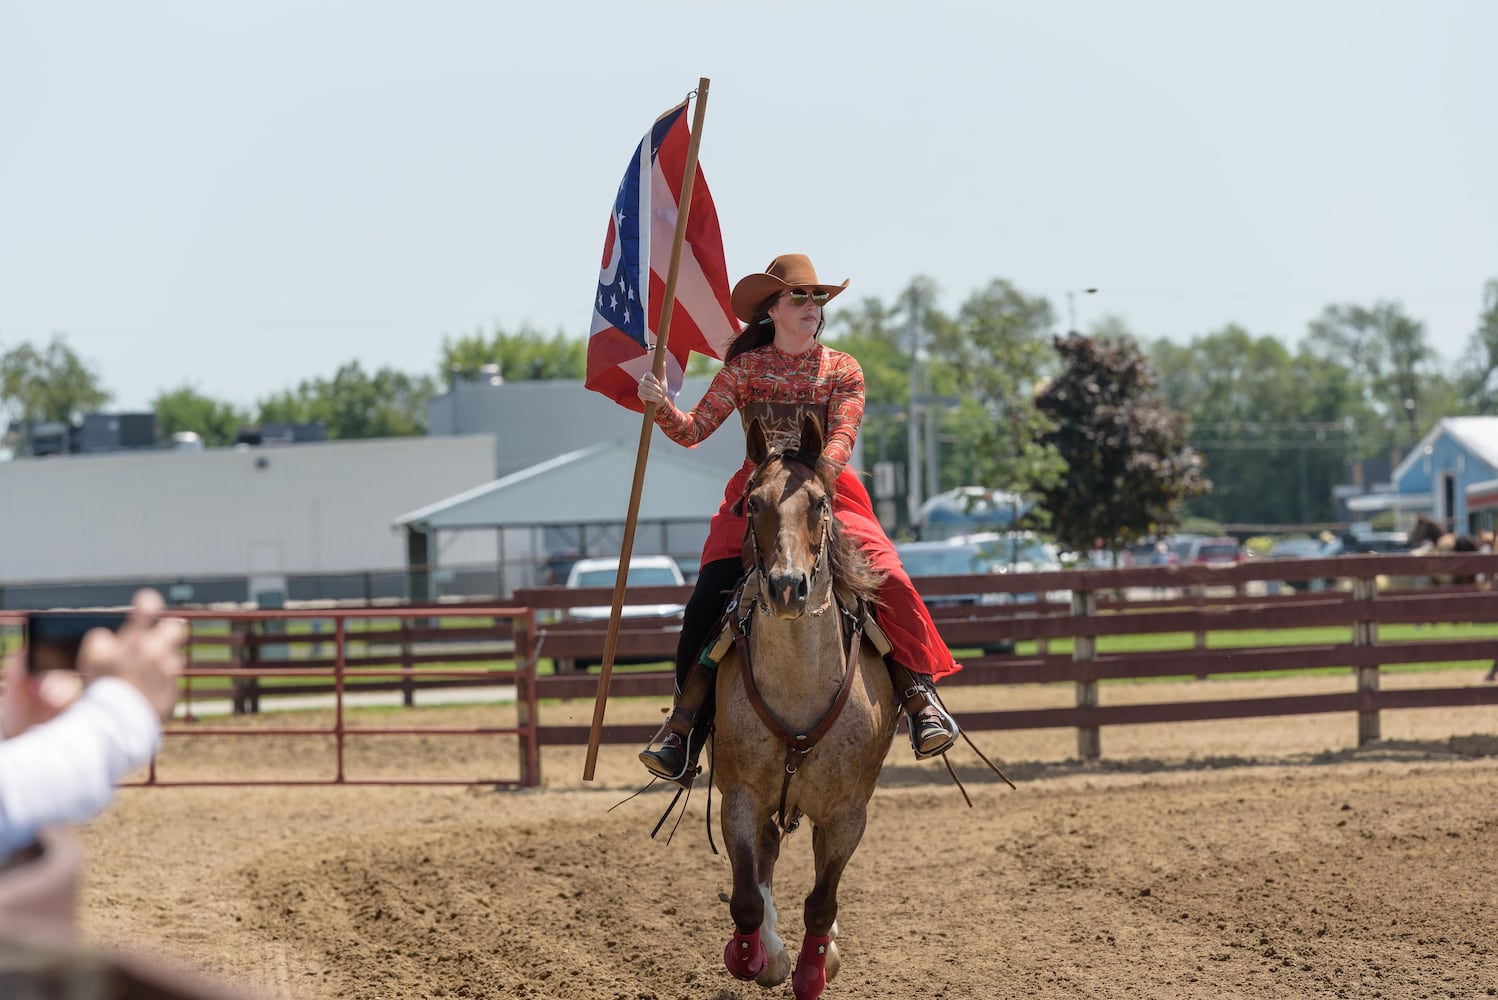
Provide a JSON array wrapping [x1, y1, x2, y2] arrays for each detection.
[[1067, 287, 1099, 333], [906, 291, 923, 530]]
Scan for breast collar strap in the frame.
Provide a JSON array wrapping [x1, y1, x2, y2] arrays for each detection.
[[731, 594, 864, 833]]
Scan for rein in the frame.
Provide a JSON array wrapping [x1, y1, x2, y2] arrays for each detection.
[[732, 583, 866, 834]]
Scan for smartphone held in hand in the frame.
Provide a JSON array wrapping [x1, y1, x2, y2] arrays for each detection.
[[23, 612, 129, 674]]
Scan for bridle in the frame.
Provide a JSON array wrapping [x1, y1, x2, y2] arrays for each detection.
[[741, 450, 835, 618]]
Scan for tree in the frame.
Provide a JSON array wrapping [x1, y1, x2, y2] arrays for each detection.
[[440, 325, 586, 382], [0, 334, 111, 426], [824, 291, 917, 488], [1456, 279, 1498, 413], [1148, 326, 1369, 524], [935, 279, 1061, 493], [824, 277, 1062, 531], [151, 385, 249, 447], [256, 361, 437, 439], [1033, 333, 1209, 554], [1306, 301, 1435, 442]]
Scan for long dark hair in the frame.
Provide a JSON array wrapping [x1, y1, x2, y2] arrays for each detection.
[[724, 294, 827, 363]]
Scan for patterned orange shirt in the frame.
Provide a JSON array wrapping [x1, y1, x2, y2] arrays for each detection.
[[654, 342, 865, 473]]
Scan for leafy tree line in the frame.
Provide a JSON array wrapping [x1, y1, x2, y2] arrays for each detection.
[[824, 276, 1498, 531], [5, 275, 1497, 537], [0, 327, 586, 447]]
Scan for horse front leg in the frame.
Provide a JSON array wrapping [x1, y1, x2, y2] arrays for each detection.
[[792, 810, 867, 1000], [720, 791, 791, 986]]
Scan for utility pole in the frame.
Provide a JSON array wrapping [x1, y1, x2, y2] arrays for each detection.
[[924, 359, 940, 503], [906, 290, 923, 529], [1067, 287, 1099, 333]]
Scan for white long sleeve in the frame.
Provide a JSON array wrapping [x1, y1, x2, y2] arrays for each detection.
[[0, 678, 161, 857]]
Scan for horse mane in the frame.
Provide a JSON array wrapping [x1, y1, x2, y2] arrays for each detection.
[[749, 450, 887, 607]]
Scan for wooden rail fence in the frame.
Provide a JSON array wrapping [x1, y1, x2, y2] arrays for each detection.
[[4, 552, 1496, 786], [515, 553, 1498, 776]]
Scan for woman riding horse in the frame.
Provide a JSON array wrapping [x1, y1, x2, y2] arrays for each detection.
[[637, 254, 961, 788], [710, 411, 900, 997]]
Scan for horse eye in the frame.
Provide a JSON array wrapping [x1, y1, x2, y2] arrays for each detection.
[[746, 497, 760, 515]]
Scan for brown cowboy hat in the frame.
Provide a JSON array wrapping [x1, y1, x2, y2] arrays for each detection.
[[729, 253, 850, 323]]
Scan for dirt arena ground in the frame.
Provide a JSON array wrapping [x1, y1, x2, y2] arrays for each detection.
[[76, 670, 1498, 999]]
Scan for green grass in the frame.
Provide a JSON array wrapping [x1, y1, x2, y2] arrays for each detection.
[[986, 620, 1498, 684], [1007, 620, 1498, 656]]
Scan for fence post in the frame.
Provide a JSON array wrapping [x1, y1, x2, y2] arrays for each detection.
[[401, 615, 415, 708], [1353, 575, 1380, 745], [1190, 583, 1208, 651], [1072, 587, 1099, 760], [514, 609, 541, 786], [233, 620, 260, 715]]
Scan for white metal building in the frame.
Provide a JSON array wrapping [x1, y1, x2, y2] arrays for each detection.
[[393, 439, 733, 598], [427, 372, 748, 477], [0, 435, 497, 601]]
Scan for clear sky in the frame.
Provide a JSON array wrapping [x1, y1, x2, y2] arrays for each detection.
[[2, 1, 1494, 412]]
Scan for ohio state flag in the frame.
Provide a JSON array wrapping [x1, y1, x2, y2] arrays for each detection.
[[586, 100, 737, 411]]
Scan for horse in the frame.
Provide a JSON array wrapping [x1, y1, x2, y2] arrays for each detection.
[[1406, 514, 1495, 587], [709, 412, 898, 999], [1407, 514, 1484, 553]]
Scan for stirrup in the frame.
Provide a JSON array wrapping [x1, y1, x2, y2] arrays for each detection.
[[639, 729, 705, 788], [909, 702, 959, 761]]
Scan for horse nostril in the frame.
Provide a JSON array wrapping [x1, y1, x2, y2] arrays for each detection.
[[769, 571, 808, 606]]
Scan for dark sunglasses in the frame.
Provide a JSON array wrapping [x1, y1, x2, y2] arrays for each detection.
[[785, 290, 830, 307]]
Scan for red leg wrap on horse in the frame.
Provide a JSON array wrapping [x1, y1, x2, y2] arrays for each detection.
[[791, 933, 832, 1000], [724, 929, 766, 980]]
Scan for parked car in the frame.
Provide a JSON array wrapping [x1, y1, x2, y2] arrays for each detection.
[[563, 555, 686, 621], [1339, 530, 1409, 554], [1126, 539, 1173, 567], [1162, 533, 1205, 565], [895, 540, 1002, 607], [964, 532, 1070, 605], [1185, 536, 1242, 566], [895, 539, 1014, 654], [554, 555, 687, 670], [1265, 537, 1325, 560], [1263, 535, 1340, 593]]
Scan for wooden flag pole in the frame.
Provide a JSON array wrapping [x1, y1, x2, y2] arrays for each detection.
[[582, 77, 712, 781]]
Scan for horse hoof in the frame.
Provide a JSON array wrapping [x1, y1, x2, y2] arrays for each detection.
[[724, 930, 766, 980], [758, 945, 792, 988], [791, 933, 832, 999]]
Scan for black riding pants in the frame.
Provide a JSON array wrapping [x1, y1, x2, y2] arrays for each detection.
[[674, 557, 744, 689]]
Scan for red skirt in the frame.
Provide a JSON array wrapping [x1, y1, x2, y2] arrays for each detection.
[[700, 463, 962, 681]]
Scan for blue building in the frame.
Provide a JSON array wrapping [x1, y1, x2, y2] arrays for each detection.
[[1388, 416, 1498, 532]]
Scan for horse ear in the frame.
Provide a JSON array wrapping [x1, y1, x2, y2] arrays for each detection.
[[746, 416, 770, 466], [799, 411, 826, 462]]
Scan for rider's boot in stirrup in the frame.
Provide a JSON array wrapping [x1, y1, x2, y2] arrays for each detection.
[[887, 659, 959, 759], [638, 660, 717, 787]]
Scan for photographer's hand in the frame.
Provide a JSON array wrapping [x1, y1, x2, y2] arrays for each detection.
[[0, 653, 83, 740], [77, 590, 186, 722]]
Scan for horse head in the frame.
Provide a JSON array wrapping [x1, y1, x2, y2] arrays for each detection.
[[1409, 515, 1446, 548], [742, 413, 836, 620]]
